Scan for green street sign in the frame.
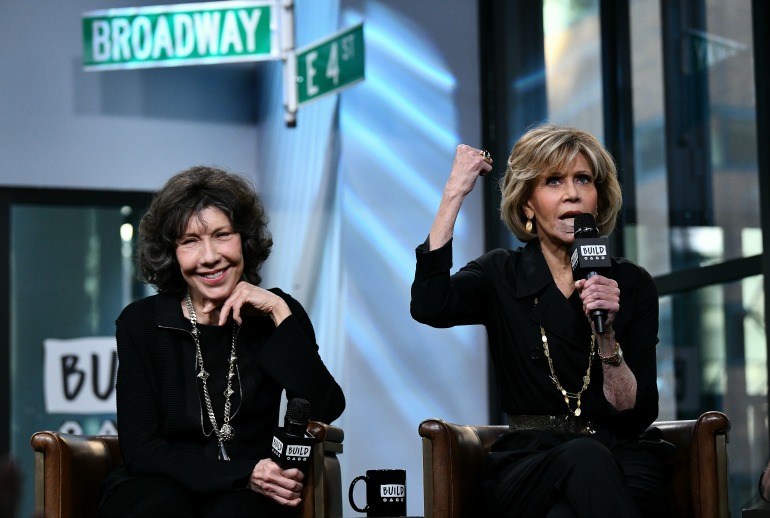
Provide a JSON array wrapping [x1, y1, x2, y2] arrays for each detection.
[[295, 24, 365, 106], [82, 1, 277, 71]]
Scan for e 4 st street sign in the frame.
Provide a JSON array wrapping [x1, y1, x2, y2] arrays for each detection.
[[295, 24, 365, 106]]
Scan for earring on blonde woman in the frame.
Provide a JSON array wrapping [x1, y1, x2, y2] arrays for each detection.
[[525, 219, 533, 233]]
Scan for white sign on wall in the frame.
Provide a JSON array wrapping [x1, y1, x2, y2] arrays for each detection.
[[44, 337, 117, 414]]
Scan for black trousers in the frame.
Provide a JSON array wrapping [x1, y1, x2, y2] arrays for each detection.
[[484, 436, 669, 518], [98, 475, 296, 518]]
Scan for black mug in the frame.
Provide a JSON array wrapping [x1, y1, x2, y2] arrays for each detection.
[[348, 469, 406, 517]]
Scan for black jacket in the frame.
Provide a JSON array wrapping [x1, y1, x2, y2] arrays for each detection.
[[105, 289, 344, 493], [411, 238, 659, 439]]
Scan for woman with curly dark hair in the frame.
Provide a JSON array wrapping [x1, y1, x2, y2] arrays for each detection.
[[99, 166, 345, 517]]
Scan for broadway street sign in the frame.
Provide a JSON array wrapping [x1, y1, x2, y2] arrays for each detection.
[[82, 1, 278, 71]]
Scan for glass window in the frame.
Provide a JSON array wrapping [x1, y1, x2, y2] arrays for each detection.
[[628, 2, 762, 515], [703, 1, 760, 262], [660, 276, 766, 514], [543, 0, 604, 138], [627, 0, 670, 277], [628, 0, 760, 277]]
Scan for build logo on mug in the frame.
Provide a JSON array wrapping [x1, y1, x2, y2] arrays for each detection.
[[348, 469, 406, 517]]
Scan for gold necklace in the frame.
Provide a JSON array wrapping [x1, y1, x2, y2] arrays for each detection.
[[535, 298, 595, 416]]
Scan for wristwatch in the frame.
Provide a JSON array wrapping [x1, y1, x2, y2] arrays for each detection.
[[597, 341, 623, 366]]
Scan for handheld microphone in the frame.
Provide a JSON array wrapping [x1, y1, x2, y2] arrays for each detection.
[[270, 398, 315, 474], [570, 213, 611, 334]]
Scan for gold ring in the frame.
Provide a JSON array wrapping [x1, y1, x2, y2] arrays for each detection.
[[480, 149, 491, 159]]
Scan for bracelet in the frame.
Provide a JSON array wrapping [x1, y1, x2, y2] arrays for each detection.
[[597, 341, 623, 366]]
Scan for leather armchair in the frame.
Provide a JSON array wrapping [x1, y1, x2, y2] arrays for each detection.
[[419, 411, 730, 518], [30, 421, 344, 518]]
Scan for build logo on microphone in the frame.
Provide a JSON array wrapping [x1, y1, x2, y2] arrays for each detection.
[[580, 244, 607, 259], [271, 436, 311, 460], [570, 248, 580, 270], [272, 436, 284, 458], [285, 444, 311, 460]]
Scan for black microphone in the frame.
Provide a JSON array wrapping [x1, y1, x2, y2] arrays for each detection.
[[570, 213, 612, 334], [270, 398, 315, 474]]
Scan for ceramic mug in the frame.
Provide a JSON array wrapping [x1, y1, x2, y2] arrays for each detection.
[[348, 469, 406, 517]]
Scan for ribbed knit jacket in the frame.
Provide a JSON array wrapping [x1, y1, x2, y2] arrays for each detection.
[[105, 289, 345, 493]]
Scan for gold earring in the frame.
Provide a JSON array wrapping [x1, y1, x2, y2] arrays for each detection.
[[525, 219, 533, 233]]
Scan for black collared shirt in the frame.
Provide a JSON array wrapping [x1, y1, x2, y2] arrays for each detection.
[[109, 289, 345, 493], [411, 238, 659, 439]]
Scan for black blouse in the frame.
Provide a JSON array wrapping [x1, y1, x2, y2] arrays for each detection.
[[411, 238, 659, 439], [106, 289, 345, 494]]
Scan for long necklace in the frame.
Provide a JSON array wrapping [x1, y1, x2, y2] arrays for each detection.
[[535, 298, 595, 417], [186, 293, 239, 460]]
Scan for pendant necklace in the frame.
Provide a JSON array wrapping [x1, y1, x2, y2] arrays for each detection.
[[186, 293, 239, 461], [535, 298, 595, 416]]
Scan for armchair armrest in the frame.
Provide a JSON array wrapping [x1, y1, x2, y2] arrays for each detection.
[[654, 411, 730, 518], [419, 418, 506, 518], [30, 431, 121, 518], [302, 421, 345, 518]]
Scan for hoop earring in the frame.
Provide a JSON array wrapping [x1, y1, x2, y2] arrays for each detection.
[[525, 219, 533, 233]]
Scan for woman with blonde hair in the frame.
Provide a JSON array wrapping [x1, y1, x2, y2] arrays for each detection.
[[411, 123, 671, 517]]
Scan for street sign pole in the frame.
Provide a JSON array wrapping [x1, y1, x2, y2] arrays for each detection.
[[280, 0, 297, 127]]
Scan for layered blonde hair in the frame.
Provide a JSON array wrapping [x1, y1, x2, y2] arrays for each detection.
[[499, 123, 623, 242]]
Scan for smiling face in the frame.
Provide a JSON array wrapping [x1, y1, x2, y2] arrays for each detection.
[[175, 206, 244, 310], [524, 151, 598, 251]]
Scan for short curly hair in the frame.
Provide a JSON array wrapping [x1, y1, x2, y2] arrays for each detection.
[[137, 166, 273, 295], [499, 122, 623, 242]]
